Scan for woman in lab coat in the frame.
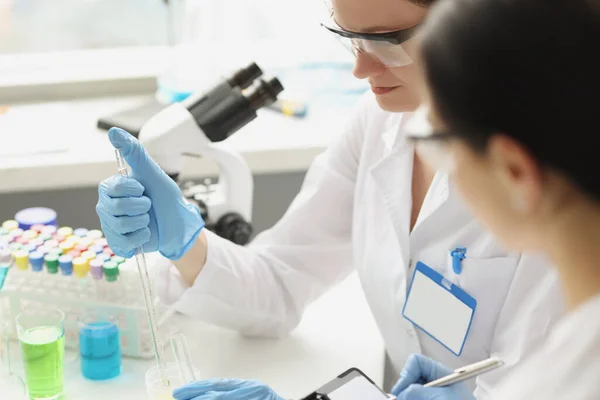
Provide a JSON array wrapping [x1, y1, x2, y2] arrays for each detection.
[[95, 0, 562, 396], [389, 0, 600, 399]]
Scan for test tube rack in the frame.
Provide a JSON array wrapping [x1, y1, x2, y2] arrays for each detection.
[[1, 261, 179, 359]]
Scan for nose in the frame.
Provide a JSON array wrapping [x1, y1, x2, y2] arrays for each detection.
[[353, 52, 386, 80]]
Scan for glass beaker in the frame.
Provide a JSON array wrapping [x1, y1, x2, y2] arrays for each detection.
[[16, 308, 65, 400], [1, 319, 27, 398], [78, 315, 121, 381], [145, 362, 200, 400]]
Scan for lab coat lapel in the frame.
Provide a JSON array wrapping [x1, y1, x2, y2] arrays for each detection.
[[369, 121, 412, 267]]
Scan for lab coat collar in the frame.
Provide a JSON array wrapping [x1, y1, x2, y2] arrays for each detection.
[[370, 111, 458, 259], [381, 111, 414, 151]]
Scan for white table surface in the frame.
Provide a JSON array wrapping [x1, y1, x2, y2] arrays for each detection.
[[0, 96, 352, 194], [2, 273, 385, 399]]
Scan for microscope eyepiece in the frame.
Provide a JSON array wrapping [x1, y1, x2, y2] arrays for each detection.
[[246, 78, 284, 111], [228, 62, 263, 90]]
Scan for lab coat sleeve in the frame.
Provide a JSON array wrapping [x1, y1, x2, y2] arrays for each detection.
[[157, 94, 374, 337], [473, 253, 565, 398]]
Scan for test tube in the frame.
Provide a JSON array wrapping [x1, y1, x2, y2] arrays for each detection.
[[170, 334, 196, 385]]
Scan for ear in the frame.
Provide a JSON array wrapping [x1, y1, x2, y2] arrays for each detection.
[[487, 134, 543, 213]]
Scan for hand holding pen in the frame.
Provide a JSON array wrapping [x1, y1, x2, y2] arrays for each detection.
[[391, 354, 503, 400]]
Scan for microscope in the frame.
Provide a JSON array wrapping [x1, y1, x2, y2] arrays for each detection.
[[136, 63, 284, 245]]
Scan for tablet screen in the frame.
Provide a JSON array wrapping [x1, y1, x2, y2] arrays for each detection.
[[327, 375, 390, 400]]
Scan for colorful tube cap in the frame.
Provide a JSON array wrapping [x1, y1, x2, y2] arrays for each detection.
[[0, 249, 12, 266], [87, 230, 104, 240], [2, 220, 19, 231], [59, 255, 74, 275], [90, 259, 104, 280], [29, 251, 45, 272], [44, 254, 59, 274], [73, 228, 88, 237], [57, 226, 74, 237], [73, 257, 88, 278], [13, 249, 29, 271], [103, 261, 119, 282]]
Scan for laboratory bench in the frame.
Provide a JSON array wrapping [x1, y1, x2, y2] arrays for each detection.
[[0, 95, 351, 194], [2, 273, 385, 399]]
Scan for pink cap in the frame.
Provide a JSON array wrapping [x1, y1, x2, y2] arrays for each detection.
[[67, 249, 81, 258], [30, 224, 46, 233], [75, 244, 88, 252]]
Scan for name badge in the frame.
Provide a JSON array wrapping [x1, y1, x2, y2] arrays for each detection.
[[403, 262, 477, 356]]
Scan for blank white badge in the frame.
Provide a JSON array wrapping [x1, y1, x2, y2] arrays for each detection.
[[403, 262, 477, 356]]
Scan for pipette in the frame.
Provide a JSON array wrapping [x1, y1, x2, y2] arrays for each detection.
[[115, 149, 169, 387]]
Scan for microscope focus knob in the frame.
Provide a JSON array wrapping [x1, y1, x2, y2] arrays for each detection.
[[214, 212, 253, 246]]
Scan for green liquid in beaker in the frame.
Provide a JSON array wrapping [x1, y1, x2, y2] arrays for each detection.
[[19, 326, 65, 399]]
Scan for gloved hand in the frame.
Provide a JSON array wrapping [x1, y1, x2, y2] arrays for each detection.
[[173, 378, 285, 400], [392, 354, 475, 400], [96, 127, 204, 260]]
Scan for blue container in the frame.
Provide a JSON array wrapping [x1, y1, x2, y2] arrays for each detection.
[[14, 208, 57, 230], [79, 321, 122, 381]]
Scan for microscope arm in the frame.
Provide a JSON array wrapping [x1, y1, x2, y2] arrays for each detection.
[[138, 102, 254, 223]]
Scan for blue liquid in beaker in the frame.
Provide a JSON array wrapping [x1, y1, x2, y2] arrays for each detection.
[[79, 322, 122, 381]]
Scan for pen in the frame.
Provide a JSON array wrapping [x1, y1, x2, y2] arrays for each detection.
[[267, 99, 308, 118], [424, 357, 504, 388]]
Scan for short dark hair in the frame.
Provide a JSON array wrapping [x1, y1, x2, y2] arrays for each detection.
[[420, 0, 600, 198]]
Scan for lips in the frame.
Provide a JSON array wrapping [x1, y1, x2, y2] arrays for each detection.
[[371, 86, 400, 95]]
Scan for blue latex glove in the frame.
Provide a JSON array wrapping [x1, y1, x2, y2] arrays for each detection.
[[173, 378, 285, 400], [96, 127, 204, 260], [392, 354, 475, 400]]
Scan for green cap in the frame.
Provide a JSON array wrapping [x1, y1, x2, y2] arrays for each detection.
[[0, 227, 8, 236], [8, 242, 22, 252], [44, 254, 59, 274], [39, 233, 52, 242], [103, 261, 119, 282], [111, 256, 126, 265], [48, 247, 62, 256]]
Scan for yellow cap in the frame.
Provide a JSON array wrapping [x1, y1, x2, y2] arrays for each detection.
[[79, 238, 94, 248], [22, 230, 38, 240], [81, 251, 96, 261], [59, 241, 75, 254], [67, 236, 81, 245], [87, 230, 104, 240], [57, 227, 73, 237], [2, 220, 19, 231], [72, 257, 88, 278], [13, 249, 29, 270]]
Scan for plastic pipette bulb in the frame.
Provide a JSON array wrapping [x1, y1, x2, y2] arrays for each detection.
[[114, 149, 169, 386]]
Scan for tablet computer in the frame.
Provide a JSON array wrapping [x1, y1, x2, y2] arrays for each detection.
[[302, 368, 394, 400]]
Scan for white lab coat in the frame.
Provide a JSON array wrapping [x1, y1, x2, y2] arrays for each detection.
[[490, 293, 600, 400], [158, 93, 564, 397]]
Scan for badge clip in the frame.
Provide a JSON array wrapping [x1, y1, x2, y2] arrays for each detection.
[[450, 247, 467, 274]]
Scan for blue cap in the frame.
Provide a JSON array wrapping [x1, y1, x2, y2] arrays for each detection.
[[89, 244, 104, 254], [26, 243, 39, 252], [95, 253, 111, 262], [14, 208, 57, 230], [74, 228, 88, 237], [29, 251, 45, 272], [59, 255, 73, 276]]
